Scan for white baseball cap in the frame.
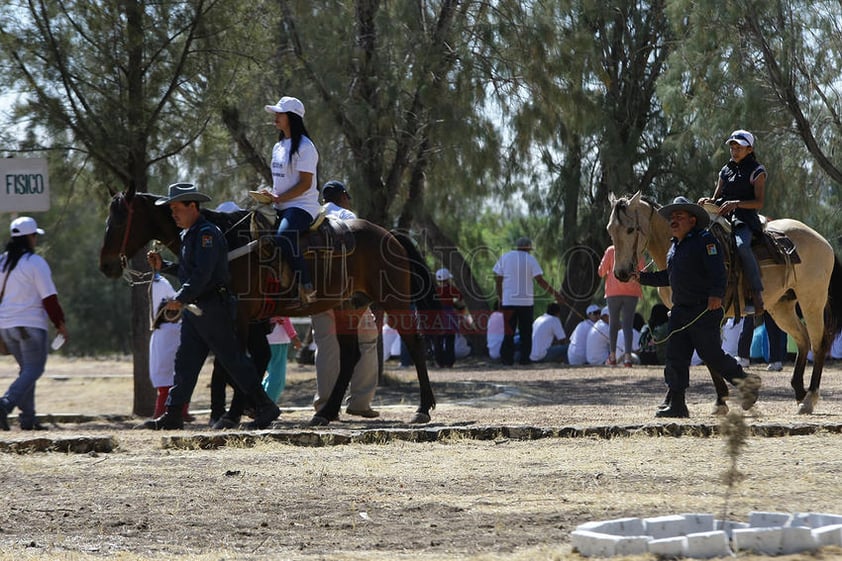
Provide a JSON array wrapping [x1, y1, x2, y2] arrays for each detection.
[[725, 129, 754, 147], [264, 96, 305, 118], [10, 216, 45, 237], [435, 268, 452, 281], [601, 306, 610, 316], [586, 304, 600, 315]]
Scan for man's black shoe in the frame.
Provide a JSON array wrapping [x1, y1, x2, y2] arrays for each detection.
[[655, 403, 690, 418], [247, 403, 280, 430], [142, 410, 183, 430]]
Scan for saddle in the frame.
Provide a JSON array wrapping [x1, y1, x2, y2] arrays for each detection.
[[248, 205, 357, 308], [704, 204, 801, 316]]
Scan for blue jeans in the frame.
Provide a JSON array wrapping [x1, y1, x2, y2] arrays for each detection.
[[0, 326, 48, 426], [735, 224, 763, 292], [275, 207, 314, 289]]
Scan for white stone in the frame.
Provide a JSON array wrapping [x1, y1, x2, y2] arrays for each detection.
[[799, 512, 842, 528], [647, 536, 687, 557], [750, 510, 793, 528], [685, 530, 731, 558], [733, 527, 783, 555], [570, 529, 618, 557], [715, 519, 749, 536], [681, 513, 715, 534], [615, 535, 650, 555], [781, 526, 817, 554], [812, 524, 842, 547], [644, 515, 687, 539]]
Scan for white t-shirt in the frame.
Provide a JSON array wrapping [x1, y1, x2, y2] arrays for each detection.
[[586, 319, 611, 365], [324, 201, 357, 221], [271, 136, 320, 218], [486, 310, 505, 360], [0, 252, 57, 330], [567, 320, 594, 365], [492, 249, 543, 306], [530, 314, 566, 362], [721, 317, 742, 357], [382, 322, 402, 358], [149, 274, 178, 325]]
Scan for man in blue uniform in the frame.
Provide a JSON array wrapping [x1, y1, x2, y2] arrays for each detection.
[[631, 196, 761, 418], [144, 183, 280, 430]]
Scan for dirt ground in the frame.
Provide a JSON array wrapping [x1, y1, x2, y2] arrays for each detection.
[[1, 354, 842, 561]]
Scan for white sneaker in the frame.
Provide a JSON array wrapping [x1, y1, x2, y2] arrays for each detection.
[[766, 361, 783, 372], [736, 357, 750, 368]]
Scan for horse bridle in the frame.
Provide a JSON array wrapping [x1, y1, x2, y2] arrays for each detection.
[[117, 194, 135, 272]]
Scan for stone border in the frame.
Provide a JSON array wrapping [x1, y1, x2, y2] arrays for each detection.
[[571, 511, 842, 557], [3, 421, 842, 454], [162, 421, 842, 450]]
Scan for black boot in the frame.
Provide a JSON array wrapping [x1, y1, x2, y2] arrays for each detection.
[[655, 389, 689, 418], [143, 406, 184, 430], [246, 390, 280, 430], [0, 400, 9, 431]]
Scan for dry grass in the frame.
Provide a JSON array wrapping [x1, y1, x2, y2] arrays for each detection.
[[1, 355, 842, 560]]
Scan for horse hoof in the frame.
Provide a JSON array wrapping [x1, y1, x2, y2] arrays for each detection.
[[797, 391, 819, 415], [308, 415, 331, 426], [409, 412, 431, 424], [712, 403, 729, 416]]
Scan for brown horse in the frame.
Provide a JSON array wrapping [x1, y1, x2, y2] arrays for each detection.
[[99, 189, 439, 425], [607, 191, 842, 414]]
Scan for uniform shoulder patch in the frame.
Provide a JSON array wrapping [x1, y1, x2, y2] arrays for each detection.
[[706, 243, 718, 256], [201, 234, 214, 248]]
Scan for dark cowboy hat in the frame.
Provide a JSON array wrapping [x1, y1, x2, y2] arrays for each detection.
[[657, 196, 710, 229], [154, 183, 212, 206]]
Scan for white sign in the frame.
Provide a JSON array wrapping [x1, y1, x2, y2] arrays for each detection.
[[0, 158, 51, 212]]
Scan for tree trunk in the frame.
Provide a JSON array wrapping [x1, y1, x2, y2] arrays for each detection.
[[129, 251, 155, 416]]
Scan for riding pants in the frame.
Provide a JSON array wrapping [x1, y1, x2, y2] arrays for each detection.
[[735, 223, 763, 292], [275, 207, 314, 290]]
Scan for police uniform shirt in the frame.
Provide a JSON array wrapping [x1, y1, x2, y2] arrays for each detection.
[[174, 215, 230, 304], [638, 227, 726, 307]]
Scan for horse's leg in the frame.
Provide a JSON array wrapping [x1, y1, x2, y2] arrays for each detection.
[[399, 328, 436, 423], [310, 310, 361, 426], [767, 298, 809, 404], [706, 366, 729, 416], [797, 296, 830, 415]]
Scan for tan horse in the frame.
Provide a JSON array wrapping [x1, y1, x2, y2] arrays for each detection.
[[607, 191, 842, 414]]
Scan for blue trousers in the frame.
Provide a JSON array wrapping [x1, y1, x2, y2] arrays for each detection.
[[0, 326, 47, 427], [275, 207, 314, 289], [664, 305, 745, 391], [168, 295, 266, 409]]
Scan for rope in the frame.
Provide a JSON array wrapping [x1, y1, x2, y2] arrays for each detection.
[[651, 307, 717, 345]]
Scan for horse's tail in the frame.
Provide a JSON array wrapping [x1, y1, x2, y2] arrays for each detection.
[[825, 255, 842, 338], [390, 230, 440, 316]]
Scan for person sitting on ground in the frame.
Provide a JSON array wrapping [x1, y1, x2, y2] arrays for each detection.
[[486, 301, 504, 361], [567, 304, 601, 366], [529, 302, 568, 363], [585, 306, 611, 365]]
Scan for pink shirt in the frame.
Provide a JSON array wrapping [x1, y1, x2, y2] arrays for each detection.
[[598, 246, 643, 298]]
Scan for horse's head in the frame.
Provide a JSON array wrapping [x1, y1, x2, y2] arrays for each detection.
[[607, 191, 654, 282], [99, 191, 177, 278]]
